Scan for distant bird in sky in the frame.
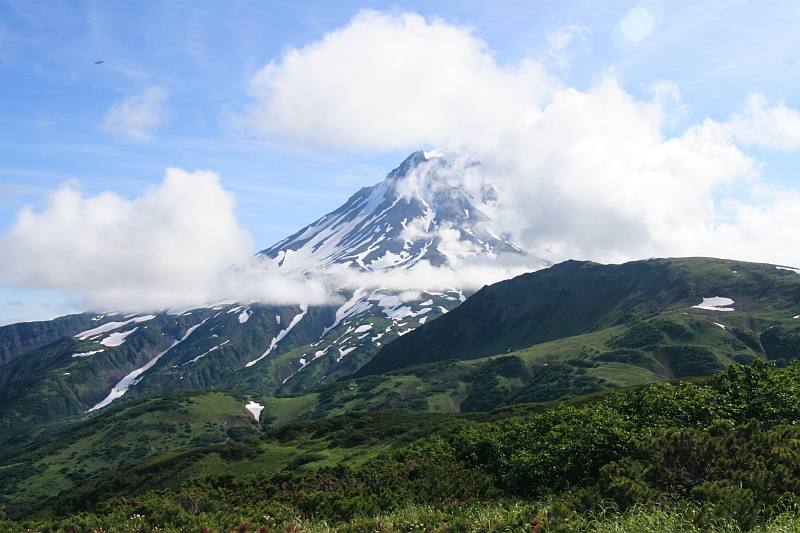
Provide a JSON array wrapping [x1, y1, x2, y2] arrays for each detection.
[[94, 60, 104, 65]]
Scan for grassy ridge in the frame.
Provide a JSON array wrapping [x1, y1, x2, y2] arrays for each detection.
[[359, 258, 800, 375]]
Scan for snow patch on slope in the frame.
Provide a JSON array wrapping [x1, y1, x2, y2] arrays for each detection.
[[184, 340, 230, 365], [245, 400, 264, 422], [245, 305, 308, 367], [354, 324, 373, 334], [322, 290, 371, 337], [100, 328, 138, 347], [337, 346, 357, 362], [75, 315, 155, 340], [692, 297, 735, 312], [71, 349, 105, 358], [88, 319, 208, 411]]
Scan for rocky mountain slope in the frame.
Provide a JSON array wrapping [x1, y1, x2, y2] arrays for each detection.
[[259, 150, 521, 272]]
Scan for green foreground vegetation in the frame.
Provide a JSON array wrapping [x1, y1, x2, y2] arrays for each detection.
[[5, 360, 800, 531]]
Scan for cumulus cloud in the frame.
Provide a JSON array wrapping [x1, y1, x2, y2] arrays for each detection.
[[725, 92, 800, 150], [101, 86, 168, 141], [485, 79, 757, 261], [0, 169, 330, 312], [241, 9, 800, 270], [242, 10, 556, 152], [676, 188, 800, 267], [7, 10, 800, 317]]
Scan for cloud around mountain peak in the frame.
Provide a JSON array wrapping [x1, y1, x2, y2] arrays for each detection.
[[3, 8, 800, 317], [0, 153, 531, 314], [241, 9, 800, 272]]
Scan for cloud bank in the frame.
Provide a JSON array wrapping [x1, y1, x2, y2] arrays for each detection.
[[244, 9, 800, 270], [4, 9, 800, 316], [0, 169, 330, 312]]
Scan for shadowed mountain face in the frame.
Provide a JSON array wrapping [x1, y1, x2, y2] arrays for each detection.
[[0, 314, 112, 366]]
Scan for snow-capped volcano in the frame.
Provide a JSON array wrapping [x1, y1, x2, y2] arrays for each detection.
[[259, 150, 523, 273], [0, 151, 536, 418], [240, 150, 531, 392]]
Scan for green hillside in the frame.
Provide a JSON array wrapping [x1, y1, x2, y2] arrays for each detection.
[[5, 361, 800, 531], [6, 257, 798, 444], [3, 257, 800, 530], [0, 311, 214, 447], [0, 313, 111, 366], [359, 258, 800, 376]]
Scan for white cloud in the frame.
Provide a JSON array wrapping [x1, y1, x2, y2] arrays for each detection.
[[482, 78, 757, 262], [101, 86, 168, 141], [725, 92, 800, 150], [546, 24, 586, 53], [0, 169, 330, 312], [215, 258, 333, 307], [241, 10, 800, 270], [323, 259, 530, 295], [679, 188, 800, 267], [242, 10, 556, 152], [7, 10, 800, 319]]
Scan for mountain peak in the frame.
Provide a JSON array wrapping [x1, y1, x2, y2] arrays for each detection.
[[386, 149, 448, 181], [259, 151, 522, 273], [387, 150, 427, 180]]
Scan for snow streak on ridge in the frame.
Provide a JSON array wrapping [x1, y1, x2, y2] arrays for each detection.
[[88, 318, 209, 411], [245, 305, 309, 368]]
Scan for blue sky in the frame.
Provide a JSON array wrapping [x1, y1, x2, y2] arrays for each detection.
[[1, 0, 799, 323]]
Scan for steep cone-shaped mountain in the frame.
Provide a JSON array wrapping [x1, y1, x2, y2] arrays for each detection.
[[238, 149, 531, 394], [0, 150, 532, 430], [259, 150, 523, 272]]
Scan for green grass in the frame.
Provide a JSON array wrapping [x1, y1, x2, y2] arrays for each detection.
[[299, 502, 800, 533], [6, 501, 800, 532], [285, 306, 771, 419], [261, 392, 319, 426], [5, 502, 800, 532], [7, 360, 800, 531], [0, 390, 259, 513]]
